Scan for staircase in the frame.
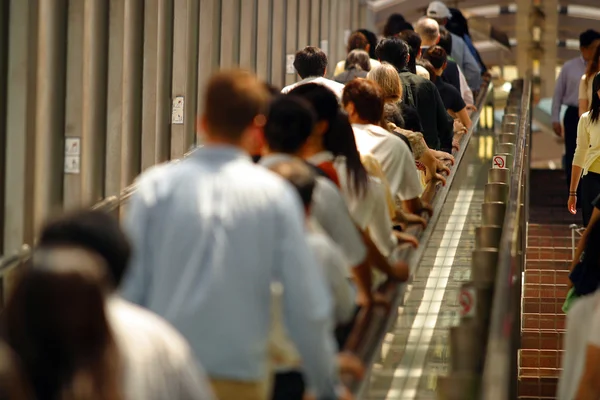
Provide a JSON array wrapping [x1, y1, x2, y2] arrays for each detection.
[[518, 170, 580, 399]]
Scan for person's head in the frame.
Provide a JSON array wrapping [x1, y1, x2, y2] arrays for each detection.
[[375, 37, 410, 71], [447, 8, 469, 38], [417, 59, 437, 82], [200, 69, 269, 149], [423, 46, 448, 75], [342, 79, 384, 125], [347, 32, 370, 54], [264, 95, 317, 155], [580, 30, 600, 61], [3, 248, 121, 400], [586, 45, 600, 85], [438, 26, 453, 55], [398, 30, 422, 73], [357, 29, 379, 59], [289, 83, 369, 196], [414, 17, 440, 47], [426, 1, 452, 26], [346, 49, 371, 72], [366, 63, 403, 104], [294, 46, 328, 79], [590, 72, 600, 124], [383, 13, 413, 37], [268, 160, 316, 215], [38, 210, 131, 289]]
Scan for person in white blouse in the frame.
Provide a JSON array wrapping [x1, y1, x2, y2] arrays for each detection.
[[342, 78, 432, 216], [569, 72, 600, 226], [282, 46, 345, 100]]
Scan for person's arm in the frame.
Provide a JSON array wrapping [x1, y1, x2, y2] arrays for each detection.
[[552, 66, 567, 133], [275, 189, 342, 399], [571, 206, 600, 275], [461, 43, 482, 90], [568, 116, 590, 214], [432, 84, 454, 153], [120, 178, 154, 305], [457, 65, 474, 106], [170, 346, 218, 400], [579, 76, 589, 117], [455, 107, 472, 131]]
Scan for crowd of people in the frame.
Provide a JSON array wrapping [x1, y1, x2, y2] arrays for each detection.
[[0, 2, 488, 400]]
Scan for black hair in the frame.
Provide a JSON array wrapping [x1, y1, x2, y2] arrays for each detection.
[[398, 30, 422, 74], [590, 72, 600, 124], [268, 160, 316, 209], [580, 29, 600, 48], [423, 46, 447, 70], [38, 210, 131, 287], [264, 95, 317, 154], [357, 29, 379, 59], [438, 26, 453, 55], [293, 46, 328, 79], [288, 83, 369, 197], [383, 14, 414, 37], [447, 8, 469, 38], [375, 37, 410, 72]]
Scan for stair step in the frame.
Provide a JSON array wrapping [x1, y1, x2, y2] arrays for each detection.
[[522, 298, 565, 314], [527, 237, 574, 248], [521, 331, 563, 350], [523, 284, 569, 299], [519, 376, 559, 398], [522, 313, 565, 331], [520, 349, 564, 369], [525, 248, 573, 261], [524, 260, 571, 271], [524, 270, 569, 285]]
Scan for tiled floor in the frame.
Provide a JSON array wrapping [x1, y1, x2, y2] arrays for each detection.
[[363, 134, 491, 400]]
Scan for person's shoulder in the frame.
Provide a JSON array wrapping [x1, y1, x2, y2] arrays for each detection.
[[564, 57, 581, 68], [108, 297, 193, 357]]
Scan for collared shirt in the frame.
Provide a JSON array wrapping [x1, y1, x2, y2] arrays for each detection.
[[120, 145, 339, 398], [107, 296, 216, 400], [552, 56, 587, 122], [281, 76, 345, 100], [450, 32, 482, 90], [398, 69, 454, 152], [259, 153, 367, 267], [352, 123, 423, 201]]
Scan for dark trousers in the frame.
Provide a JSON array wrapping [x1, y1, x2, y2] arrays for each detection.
[[564, 106, 581, 200], [271, 371, 305, 400], [581, 172, 600, 227]]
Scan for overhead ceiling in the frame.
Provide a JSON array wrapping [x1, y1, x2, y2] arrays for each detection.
[[369, 0, 600, 66]]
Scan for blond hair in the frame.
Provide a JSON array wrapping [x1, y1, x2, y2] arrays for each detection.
[[366, 63, 403, 104]]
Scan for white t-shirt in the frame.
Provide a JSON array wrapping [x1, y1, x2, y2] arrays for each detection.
[[557, 291, 600, 400], [307, 152, 397, 257], [107, 296, 216, 400], [281, 76, 345, 100], [352, 123, 423, 201]]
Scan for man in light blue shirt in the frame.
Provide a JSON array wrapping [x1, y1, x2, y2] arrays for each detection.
[[426, 1, 481, 91], [120, 70, 346, 400]]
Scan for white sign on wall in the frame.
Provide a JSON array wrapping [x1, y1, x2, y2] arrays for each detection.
[[344, 29, 351, 45], [286, 54, 295, 75], [64, 137, 81, 174], [172, 96, 184, 125], [320, 39, 329, 56]]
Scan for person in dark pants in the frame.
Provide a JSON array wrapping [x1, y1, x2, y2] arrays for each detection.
[[553, 30, 600, 205], [568, 72, 600, 226]]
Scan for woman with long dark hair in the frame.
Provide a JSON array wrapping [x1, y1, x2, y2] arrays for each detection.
[[579, 44, 600, 117], [2, 248, 123, 400], [569, 72, 600, 226], [0, 340, 32, 400]]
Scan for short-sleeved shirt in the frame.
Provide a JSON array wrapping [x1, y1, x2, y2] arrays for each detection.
[[352, 123, 423, 201], [434, 77, 466, 113]]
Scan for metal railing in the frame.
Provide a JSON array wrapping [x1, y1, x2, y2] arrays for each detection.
[[344, 76, 494, 396], [480, 75, 532, 399]]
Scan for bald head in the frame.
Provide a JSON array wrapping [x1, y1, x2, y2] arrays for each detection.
[[414, 17, 440, 47]]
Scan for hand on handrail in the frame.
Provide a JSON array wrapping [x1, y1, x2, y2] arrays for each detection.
[[394, 231, 419, 249], [338, 352, 365, 380], [356, 291, 390, 309]]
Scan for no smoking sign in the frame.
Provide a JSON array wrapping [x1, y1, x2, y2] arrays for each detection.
[[459, 286, 477, 318], [492, 154, 506, 169]]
